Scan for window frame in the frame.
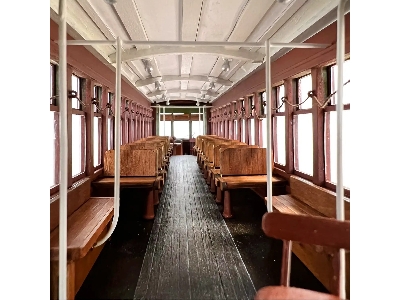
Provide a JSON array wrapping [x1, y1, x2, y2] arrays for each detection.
[[107, 92, 114, 150], [324, 59, 351, 197], [93, 85, 103, 169], [272, 84, 286, 169], [293, 73, 313, 181], [50, 63, 60, 193], [71, 74, 86, 181]]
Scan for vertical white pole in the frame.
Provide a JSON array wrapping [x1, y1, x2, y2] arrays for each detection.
[[203, 107, 206, 135], [265, 40, 273, 213], [94, 37, 122, 247], [336, 1, 346, 299], [113, 35, 122, 240], [198, 106, 201, 136], [58, 0, 68, 298], [163, 107, 166, 136], [158, 106, 160, 136]]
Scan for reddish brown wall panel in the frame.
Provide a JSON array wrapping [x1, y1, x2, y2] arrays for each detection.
[[50, 19, 150, 107], [213, 13, 350, 107]]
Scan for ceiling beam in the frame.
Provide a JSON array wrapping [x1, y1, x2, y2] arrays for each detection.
[[109, 46, 265, 63], [154, 97, 209, 104], [147, 89, 218, 97], [135, 75, 232, 87]]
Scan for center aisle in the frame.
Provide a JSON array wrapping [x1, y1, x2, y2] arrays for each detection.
[[134, 155, 256, 300]]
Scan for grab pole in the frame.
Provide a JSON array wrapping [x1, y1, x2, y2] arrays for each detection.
[[336, 0, 346, 299], [265, 39, 273, 213], [94, 36, 122, 247], [58, 0, 68, 298]]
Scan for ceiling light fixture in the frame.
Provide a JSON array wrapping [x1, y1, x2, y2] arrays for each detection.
[[222, 59, 231, 72], [143, 59, 153, 74], [275, 0, 292, 3], [103, 0, 117, 4], [155, 81, 162, 90], [208, 82, 215, 90]]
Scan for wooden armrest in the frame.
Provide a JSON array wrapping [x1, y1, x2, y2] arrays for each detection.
[[262, 212, 350, 250], [255, 286, 341, 300]]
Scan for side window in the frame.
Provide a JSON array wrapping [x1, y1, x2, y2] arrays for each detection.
[[50, 63, 59, 188], [71, 74, 86, 177], [273, 84, 286, 166], [324, 59, 351, 189], [294, 74, 313, 176], [93, 85, 102, 167]]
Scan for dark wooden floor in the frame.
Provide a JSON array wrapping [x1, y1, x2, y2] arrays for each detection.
[[134, 156, 255, 300], [76, 155, 326, 300]]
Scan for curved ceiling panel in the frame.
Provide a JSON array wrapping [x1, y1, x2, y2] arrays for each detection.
[[50, 0, 343, 105]]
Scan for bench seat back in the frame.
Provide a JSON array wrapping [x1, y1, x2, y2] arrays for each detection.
[[104, 149, 158, 176], [219, 147, 271, 176], [290, 175, 350, 220]]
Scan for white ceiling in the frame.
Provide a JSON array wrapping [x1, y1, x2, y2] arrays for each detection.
[[50, 0, 344, 105]]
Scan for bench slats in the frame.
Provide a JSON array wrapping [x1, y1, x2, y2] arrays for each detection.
[[92, 176, 161, 188], [272, 195, 324, 217], [220, 148, 268, 175], [219, 175, 286, 190], [104, 149, 158, 177], [290, 176, 350, 220], [266, 175, 350, 295], [50, 197, 114, 261]]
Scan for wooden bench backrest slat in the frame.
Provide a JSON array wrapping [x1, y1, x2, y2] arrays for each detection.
[[219, 148, 271, 175], [206, 139, 233, 162], [213, 143, 255, 168], [195, 136, 204, 148], [104, 149, 157, 176], [200, 137, 214, 154], [290, 175, 350, 220], [201, 136, 221, 151], [196, 135, 213, 148], [123, 142, 165, 168], [50, 178, 91, 232], [196, 135, 208, 148]]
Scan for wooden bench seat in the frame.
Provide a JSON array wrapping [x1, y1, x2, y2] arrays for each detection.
[[204, 161, 214, 180], [219, 175, 286, 190], [271, 195, 324, 217], [92, 176, 162, 189], [210, 168, 220, 192], [196, 135, 226, 168], [268, 176, 350, 220], [50, 197, 114, 299], [203, 141, 247, 181], [254, 213, 349, 300], [121, 141, 168, 177], [92, 176, 162, 220], [207, 143, 257, 192], [219, 175, 286, 218], [50, 197, 114, 261], [201, 139, 239, 177], [213, 147, 286, 218], [93, 148, 164, 220], [265, 175, 350, 295]]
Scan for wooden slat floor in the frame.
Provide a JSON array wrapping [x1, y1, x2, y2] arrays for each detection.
[[133, 156, 256, 300]]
